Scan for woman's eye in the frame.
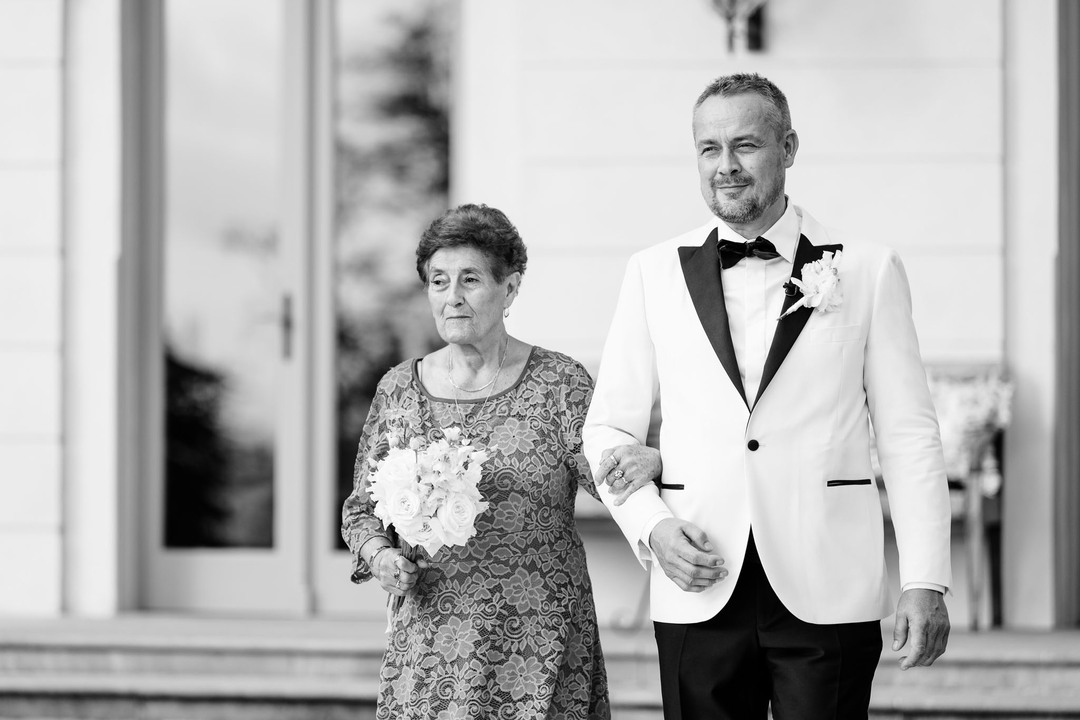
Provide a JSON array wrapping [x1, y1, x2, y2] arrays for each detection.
[[430, 278, 447, 288]]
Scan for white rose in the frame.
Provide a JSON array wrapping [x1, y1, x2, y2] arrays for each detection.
[[369, 449, 417, 499], [386, 487, 423, 527], [436, 492, 488, 547], [403, 518, 444, 557]]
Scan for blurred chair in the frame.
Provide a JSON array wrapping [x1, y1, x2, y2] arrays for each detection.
[[875, 363, 1012, 631]]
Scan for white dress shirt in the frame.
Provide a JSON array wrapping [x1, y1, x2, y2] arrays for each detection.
[[643, 200, 945, 596], [718, 202, 802, 405]]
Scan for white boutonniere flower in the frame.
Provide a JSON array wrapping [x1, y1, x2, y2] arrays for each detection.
[[779, 250, 843, 319]]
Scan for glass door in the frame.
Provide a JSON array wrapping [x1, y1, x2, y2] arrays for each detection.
[[312, 0, 453, 615], [137, 0, 455, 616], [143, 0, 308, 614]]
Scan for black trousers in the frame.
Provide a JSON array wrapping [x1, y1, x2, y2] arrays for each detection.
[[653, 533, 882, 720]]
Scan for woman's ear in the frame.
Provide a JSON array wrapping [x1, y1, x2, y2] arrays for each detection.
[[504, 271, 522, 307]]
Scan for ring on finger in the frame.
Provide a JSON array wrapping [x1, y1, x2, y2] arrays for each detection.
[[613, 469, 625, 481]]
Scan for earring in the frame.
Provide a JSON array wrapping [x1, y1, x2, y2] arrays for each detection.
[[503, 308, 510, 318]]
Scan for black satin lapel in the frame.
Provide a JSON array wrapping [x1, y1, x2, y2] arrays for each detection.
[[753, 235, 843, 408], [679, 229, 748, 407]]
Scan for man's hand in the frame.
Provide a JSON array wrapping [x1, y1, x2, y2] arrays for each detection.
[[892, 588, 950, 669], [648, 518, 728, 592], [596, 445, 662, 506]]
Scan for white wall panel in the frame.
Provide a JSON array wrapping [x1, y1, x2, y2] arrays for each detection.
[[0, 256, 60, 345], [903, 253, 1004, 362], [789, 162, 1003, 252], [0, 351, 60, 438], [0, 0, 63, 62], [0, 169, 60, 249], [0, 443, 60, 527], [0, 67, 61, 163], [519, 67, 702, 160], [0, 531, 61, 614], [765, 0, 1001, 62], [519, 162, 706, 251], [781, 66, 1001, 160], [0, 0, 66, 619], [519, 0, 1000, 63], [507, 252, 625, 372]]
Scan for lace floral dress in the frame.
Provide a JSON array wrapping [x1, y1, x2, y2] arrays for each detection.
[[342, 347, 610, 720]]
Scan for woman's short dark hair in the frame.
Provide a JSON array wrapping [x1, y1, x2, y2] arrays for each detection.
[[416, 203, 528, 283]]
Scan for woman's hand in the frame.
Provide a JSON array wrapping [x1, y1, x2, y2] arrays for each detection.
[[596, 445, 663, 506], [369, 545, 428, 598]]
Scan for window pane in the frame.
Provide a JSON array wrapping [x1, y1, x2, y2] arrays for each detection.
[[163, 0, 282, 548], [333, 0, 454, 547]]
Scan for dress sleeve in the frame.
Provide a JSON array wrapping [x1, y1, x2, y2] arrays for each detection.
[[341, 375, 395, 584], [559, 358, 600, 501]]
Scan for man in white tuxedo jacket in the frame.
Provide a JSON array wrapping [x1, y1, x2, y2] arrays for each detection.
[[582, 73, 951, 719]]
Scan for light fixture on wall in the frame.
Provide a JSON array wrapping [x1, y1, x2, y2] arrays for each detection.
[[710, 0, 767, 54]]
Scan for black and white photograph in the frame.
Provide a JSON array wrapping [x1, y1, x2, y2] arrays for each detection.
[[0, 1, 1078, 718]]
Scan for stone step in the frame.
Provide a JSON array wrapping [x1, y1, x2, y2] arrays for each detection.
[[0, 621, 663, 682], [2, 673, 1079, 720], [869, 687, 1080, 719], [872, 630, 1080, 698], [0, 640, 660, 684], [0, 673, 663, 720], [5, 640, 1080, 694], [0, 641, 383, 677], [2, 620, 1078, 719], [1, 671, 1078, 720]]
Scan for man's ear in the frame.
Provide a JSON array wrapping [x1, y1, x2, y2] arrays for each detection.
[[782, 129, 799, 169]]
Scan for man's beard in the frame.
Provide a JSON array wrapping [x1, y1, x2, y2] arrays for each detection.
[[708, 175, 784, 225]]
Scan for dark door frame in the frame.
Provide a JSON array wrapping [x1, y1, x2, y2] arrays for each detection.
[[1056, 0, 1080, 628]]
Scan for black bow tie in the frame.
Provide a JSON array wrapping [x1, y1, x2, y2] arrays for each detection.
[[717, 237, 781, 269]]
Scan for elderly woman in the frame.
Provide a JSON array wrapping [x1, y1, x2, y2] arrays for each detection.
[[341, 203, 610, 720]]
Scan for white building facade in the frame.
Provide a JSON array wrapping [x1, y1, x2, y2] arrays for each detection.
[[0, 0, 1074, 630]]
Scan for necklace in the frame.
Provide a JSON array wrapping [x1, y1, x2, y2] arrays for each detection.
[[448, 337, 508, 392], [448, 338, 509, 430]]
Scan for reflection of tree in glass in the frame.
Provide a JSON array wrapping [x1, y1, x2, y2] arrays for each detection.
[[164, 344, 230, 547], [333, 1, 453, 547], [165, 339, 274, 549]]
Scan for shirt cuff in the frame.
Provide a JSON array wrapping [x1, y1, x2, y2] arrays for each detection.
[[638, 510, 674, 557], [902, 582, 947, 595]]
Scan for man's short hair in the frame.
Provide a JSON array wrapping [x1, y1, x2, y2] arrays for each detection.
[[694, 73, 791, 139]]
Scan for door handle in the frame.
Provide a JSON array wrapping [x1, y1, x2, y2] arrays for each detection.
[[281, 293, 293, 359]]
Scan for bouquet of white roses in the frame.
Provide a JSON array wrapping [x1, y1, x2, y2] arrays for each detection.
[[367, 426, 489, 609]]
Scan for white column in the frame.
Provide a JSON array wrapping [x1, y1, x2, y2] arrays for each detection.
[[63, 0, 124, 616], [1002, 0, 1058, 629]]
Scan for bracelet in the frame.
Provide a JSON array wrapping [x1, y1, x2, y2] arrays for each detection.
[[368, 544, 392, 573]]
